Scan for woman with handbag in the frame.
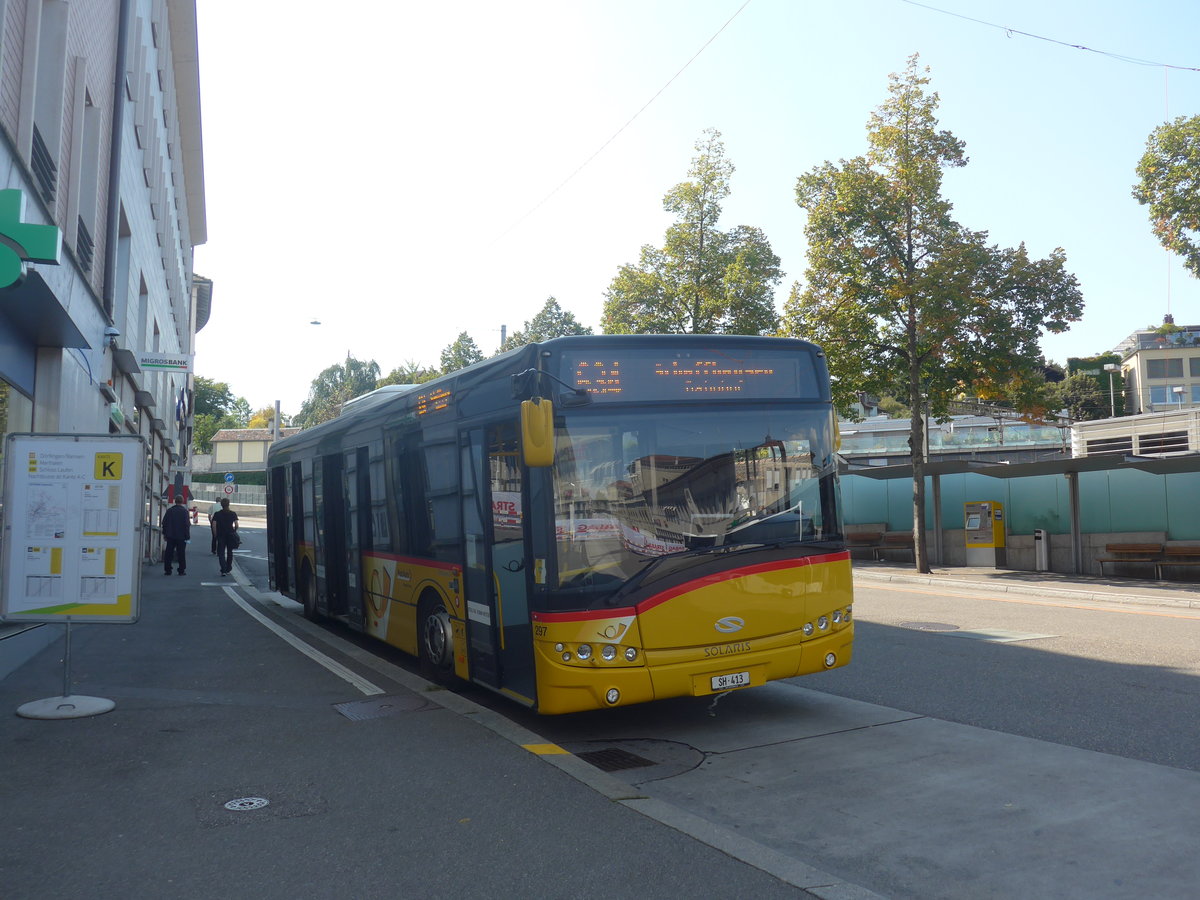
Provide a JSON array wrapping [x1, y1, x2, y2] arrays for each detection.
[[211, 498, 240, 576]]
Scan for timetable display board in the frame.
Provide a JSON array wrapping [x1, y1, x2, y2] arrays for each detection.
[[561, 347, 820, 401], [1, 434, 146, 623]]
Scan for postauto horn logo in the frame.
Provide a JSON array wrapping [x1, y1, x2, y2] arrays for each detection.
[[714, 616, 745, 633]]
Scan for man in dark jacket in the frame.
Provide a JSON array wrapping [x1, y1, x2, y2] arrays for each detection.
[[161, 494, 191, 575], [211, 498, 240, 576]]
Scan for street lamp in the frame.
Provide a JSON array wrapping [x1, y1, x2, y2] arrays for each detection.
[[1173, 385, 1185, 409], [1103, 363, 1119, 418]]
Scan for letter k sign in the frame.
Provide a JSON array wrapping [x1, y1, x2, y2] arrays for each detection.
[[0, 189, 62, 288]]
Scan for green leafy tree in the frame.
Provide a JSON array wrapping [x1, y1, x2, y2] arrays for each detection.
[[192, 376, 250, 452], [294, 355, 381, 427], [1133, 114, 1200, 279], [782, 55, 1083, 573], [440, 332, 484, 373], [378, 360, 440, 387], [1045, 373, 1108, 422], [498, 297, 592, 352], [602, 129, 781, 335]]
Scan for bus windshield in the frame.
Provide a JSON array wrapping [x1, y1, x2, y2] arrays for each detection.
[[549, 405, 841, 607]]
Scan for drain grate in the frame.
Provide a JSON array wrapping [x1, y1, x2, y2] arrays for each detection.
[[576, 747, 656, 772], [900, 621, 960, 632], [334, 695, 431, 720]]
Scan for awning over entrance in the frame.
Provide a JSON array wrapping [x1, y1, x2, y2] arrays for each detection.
[[0, 271, 91, 349]]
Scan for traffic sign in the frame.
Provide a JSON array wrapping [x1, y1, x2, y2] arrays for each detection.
[[224, 472, 235, 483], [224, 484, 235, 495]]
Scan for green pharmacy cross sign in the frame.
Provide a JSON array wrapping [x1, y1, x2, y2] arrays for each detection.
[[0, 189, 62, 288]]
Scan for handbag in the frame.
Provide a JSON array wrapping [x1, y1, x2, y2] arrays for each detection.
[[228, 532, 241, 550]]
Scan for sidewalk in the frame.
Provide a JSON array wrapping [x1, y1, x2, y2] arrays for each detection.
[[0, 558, 873, 900], [851, 560, 1200, 609]]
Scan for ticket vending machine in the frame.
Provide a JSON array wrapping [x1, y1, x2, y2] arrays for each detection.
[[964, 501, 1006, 567]]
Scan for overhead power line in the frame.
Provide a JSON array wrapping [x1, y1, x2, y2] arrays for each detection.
[[493, 0, 754, 244], [899, 0, 1200, 72]]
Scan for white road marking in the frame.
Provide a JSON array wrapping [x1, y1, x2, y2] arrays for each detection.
[[222, 586, 384, 695]]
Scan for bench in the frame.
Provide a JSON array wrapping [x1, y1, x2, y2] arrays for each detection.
[[846, 532, 883, 560], [1156, 546, 1200, 580], [875, 532, 915, 562], [1097, 543, 1162, 577]]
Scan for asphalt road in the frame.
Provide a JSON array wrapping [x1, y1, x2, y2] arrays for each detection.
[[804, 581, 1200, 771], [234, 527, 1200, 898]]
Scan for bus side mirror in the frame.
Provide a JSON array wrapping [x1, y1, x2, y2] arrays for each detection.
[[521, 398, 554, 467]]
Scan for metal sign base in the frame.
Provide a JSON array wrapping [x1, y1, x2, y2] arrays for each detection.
[[17, 695, 115, 719], [13, 621, 115, 719]]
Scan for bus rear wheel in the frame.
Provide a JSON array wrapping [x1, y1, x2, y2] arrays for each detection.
[[419, 597, 456, 683]]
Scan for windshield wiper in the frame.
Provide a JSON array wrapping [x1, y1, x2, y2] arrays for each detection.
[[606, 543, 768, 606]]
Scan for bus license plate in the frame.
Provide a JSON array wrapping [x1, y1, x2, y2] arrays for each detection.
[[711, 671, 750, 691]]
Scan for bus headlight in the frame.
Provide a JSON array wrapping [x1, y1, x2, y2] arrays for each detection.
[[832, 610, 843, 624], [577, 644, 593, 661], [824, 652, 837, 668], [818, 615, 829, 630], [561, 651, 573, 662], [624, 647, 638, 662], [601, 645, 617, 661], [605, 688, 620, 704], [803, 622, 814, 636], [845, 606, 852, 620], [554, 643, 564, 653]]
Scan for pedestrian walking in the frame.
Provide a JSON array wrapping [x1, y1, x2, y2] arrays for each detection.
[[207, 499, 222, 554], [161, 494, 191, 575], [211, 498, 240, 576]]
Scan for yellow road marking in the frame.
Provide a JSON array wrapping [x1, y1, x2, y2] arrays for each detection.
[[522, 743, 569, 755]]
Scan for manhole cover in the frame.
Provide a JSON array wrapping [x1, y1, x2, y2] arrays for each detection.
[[224, 797, 270, 811], [576, 747, 656, 772], [900, 621, 960, 632]]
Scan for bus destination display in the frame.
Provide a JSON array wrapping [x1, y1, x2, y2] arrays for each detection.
[[563, 349, 818, 401]]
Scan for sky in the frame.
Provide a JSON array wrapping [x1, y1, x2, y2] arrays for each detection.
[[191, 0, 1200, 416]]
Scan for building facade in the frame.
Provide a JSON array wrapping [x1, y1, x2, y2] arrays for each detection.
[[0, 0, 205, 564], [1113, 318, 1200, 416]]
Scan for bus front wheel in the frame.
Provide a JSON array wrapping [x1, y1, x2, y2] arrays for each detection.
[[301, 567, 321, 621], [419, 597, 455, 683]]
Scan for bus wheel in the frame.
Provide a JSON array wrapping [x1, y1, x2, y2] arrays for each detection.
[[419, 597, 455, 683], [301, 567, 321, 621]]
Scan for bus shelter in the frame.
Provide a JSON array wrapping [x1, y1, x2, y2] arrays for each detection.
[[840, 454, 1200, 575]]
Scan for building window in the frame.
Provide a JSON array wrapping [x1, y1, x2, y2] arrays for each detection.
[[1192, 385, 1200, 403], [1190, 357, 1200, 377], [1146, 358, 1184, 379]]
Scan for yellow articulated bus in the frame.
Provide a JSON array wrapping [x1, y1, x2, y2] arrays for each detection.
[[266, 335, 852, 714]]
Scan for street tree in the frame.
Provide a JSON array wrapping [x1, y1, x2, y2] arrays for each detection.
[[1133, 114, 1200, 279], [499, 297, 592, 352], [782, 55, 1083, 573], [192, 376, 250, 453], [294, 355, 381, 427], [378, 360, 439, 387], [1045, 372, 1109, 422], [602, 129, 781, 335], [440, 332, 484, 373]]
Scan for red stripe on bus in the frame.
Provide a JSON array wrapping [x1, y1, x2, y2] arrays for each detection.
[[361, 551, 462, 573], [531, 551, 849, 623]]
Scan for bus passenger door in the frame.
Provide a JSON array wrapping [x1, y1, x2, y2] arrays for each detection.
[[461, 429, 500, 688], [318, 454, 348, 617], [488, 423, 535, 703], [341, 448, 368, 626]]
